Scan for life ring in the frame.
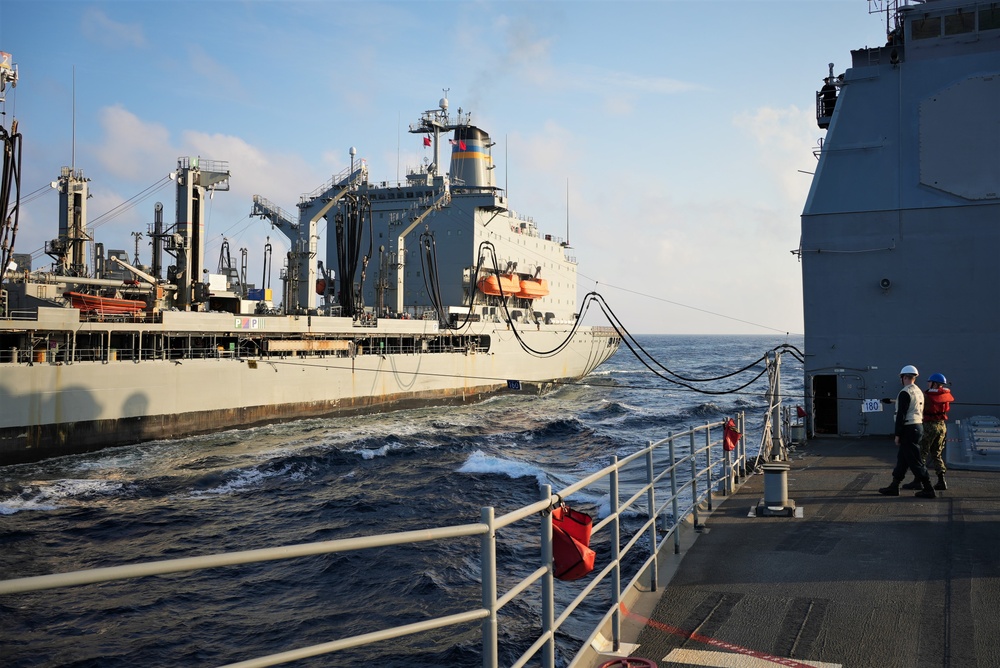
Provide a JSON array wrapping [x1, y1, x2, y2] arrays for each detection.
[[598, 660, 657, 668]]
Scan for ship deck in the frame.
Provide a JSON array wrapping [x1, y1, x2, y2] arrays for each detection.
[[582, 436, 1000, 668]]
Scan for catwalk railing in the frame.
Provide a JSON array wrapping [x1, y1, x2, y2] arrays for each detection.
[[0, 414, 749, 668]]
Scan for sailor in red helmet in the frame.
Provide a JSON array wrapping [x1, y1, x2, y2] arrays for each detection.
[[879, 365, 936, 498], [902, 372, 954, 491]]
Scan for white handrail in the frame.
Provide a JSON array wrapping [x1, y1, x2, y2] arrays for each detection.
[[0, 522, 486, 595]]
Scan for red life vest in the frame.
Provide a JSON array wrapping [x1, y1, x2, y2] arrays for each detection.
[[924, 386, 954, 422]]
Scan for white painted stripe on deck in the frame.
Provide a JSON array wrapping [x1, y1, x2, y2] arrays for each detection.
[[662, 648, 841, 667]]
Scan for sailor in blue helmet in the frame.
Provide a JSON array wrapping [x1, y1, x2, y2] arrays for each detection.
[[879, 365, 936, 498], [901, 372, 954, 492]]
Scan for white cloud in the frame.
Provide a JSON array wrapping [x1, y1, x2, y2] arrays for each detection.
[[571, 66, 705, 96], [734, 105, 818, 206], [93, 105, 172, 182], [186, 45, 247, 102], [83, 105, 330, 280], [81, 8, 145, 49]]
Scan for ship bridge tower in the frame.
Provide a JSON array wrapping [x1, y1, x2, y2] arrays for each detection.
[[169, 157, 230, 310]]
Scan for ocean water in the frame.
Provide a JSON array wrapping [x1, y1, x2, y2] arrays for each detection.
[[0, 334, 803, 667]]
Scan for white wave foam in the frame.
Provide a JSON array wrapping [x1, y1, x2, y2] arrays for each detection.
[[485, 431, 537, 447], [189, 468, 269, 497], [0, 478, 130, 513], [591, 367, 650, 376], [598, 397, 650, 415], [68, 451, 148, 472], [0, 494, 59, 515], [188, 461, 308, 497], [458, 450, 547, 486], [590, 493, 645, 520], [352, 440, 409, 459]]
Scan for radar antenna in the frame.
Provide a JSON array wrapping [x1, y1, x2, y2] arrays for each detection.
[[0, 51, 17, 102]]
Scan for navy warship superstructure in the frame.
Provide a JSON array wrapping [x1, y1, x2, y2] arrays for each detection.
[[0, 92, 620, 465], [800, 0, 1000, 452]]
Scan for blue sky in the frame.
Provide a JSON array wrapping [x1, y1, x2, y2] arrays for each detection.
[[1, 1, 887, 334]]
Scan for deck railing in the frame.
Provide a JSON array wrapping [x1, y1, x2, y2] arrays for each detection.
[[0, 414, 750, 668]]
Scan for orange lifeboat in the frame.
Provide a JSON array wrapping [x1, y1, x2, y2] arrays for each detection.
[[63, 291, 146, 315], [516, 278, 549, 300], [478, 273, 520, 296]]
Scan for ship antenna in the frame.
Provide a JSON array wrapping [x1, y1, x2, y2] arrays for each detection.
[[565, 177, 571, 248], [71, 66, 76, 171]]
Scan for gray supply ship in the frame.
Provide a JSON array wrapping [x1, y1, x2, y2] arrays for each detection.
[[0, 89, 620, 465], [800, 0, 1000, 468]]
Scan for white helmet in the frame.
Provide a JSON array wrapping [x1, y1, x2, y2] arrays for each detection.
[[899, 364, 919, 376]]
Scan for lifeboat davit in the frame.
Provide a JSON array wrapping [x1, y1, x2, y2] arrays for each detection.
[[478, 274, 520, 297], [516, 278, 549, 300]]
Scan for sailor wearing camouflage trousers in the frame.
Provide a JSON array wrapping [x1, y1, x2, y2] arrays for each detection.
[[879, 365, 936, 498], [905, 373, 953, 491]]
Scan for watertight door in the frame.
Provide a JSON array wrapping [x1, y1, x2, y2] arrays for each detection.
[[810, 373, 866, 436], [811, 374, 838, 435], [838, 373, 866, 436]]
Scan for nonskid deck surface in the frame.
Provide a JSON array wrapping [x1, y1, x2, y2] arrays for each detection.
[[606, 437, 1000, 668]]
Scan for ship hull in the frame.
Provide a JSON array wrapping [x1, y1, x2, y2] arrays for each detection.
[[0, 314, 619, 465]]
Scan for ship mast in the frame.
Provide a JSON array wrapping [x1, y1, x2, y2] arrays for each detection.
[[0, 50, 20, 285], [407, 89, 476, 177]]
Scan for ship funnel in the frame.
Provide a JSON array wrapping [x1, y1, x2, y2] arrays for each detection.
[[449, 126, 494, 188]]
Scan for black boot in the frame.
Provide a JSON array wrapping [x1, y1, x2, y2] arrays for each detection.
[[934, 474, 948, 491], [915, 477, 937, 499], [878, 479, 900, 496], [901, 478, 922, 490]]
